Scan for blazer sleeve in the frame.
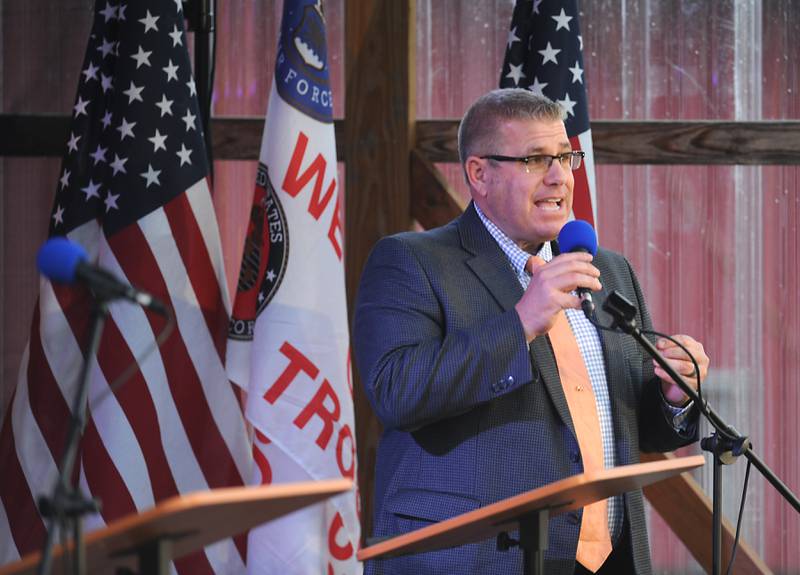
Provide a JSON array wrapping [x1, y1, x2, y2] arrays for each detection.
[[353, 235, 534, 431]]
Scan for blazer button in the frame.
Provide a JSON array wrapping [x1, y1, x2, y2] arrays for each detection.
[[570, 450, 581, 463], [567, 511, 580, 525], [505, 375, 514, 387]]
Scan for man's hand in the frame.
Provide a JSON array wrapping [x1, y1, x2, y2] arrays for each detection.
[[515, 252, 601, 342], [654, 335, 710, 406]]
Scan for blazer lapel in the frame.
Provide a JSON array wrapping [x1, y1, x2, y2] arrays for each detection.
[[459, 205, 576, 437], [458, 204, 524, 313]]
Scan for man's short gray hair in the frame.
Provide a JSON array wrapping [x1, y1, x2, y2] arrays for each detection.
[[458, 89, 566, 180]]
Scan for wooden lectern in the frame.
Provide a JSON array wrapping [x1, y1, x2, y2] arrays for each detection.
[[358, 456, 704, 574], [0, 478, 352, 575]]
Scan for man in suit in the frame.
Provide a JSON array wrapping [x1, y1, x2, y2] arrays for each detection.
[[353, 88, 709, 575]]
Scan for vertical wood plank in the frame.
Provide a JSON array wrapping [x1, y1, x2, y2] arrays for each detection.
[[344, 0, 415, 543]]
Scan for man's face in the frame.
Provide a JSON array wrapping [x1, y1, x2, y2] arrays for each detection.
[[469, 118, 574, 250]]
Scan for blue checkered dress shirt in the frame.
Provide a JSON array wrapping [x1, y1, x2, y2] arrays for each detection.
[[474, 204, 626, 539]]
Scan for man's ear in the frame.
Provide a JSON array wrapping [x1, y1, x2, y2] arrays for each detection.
[[465, 156, 488, 198]]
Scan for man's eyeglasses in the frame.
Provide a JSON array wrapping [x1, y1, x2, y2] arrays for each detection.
[[480, 151, 585, 174]]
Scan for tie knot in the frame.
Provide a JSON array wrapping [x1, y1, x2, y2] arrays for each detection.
[[525, 255, 546, 275]]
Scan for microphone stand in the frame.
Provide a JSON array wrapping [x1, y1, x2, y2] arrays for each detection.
[[601, 290, 800, 575], [37, 299, 107, 575]]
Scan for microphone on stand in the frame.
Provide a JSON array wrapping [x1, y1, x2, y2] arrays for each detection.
[[37, 237, 168, 316], [557, 220, 598, 318]]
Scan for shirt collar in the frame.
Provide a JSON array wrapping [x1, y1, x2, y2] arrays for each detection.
[[472, 203, 553, 277]]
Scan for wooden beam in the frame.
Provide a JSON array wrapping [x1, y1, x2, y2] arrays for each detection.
[[344, 0, 415, 544], [5, 114, 800, 165], [414, 119, 800, 165], [640, 451, 772, 574], [0, 115, 345, 160], [409, 149, 464, 229]]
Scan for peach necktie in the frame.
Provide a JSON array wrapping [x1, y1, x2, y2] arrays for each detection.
[[528, 256, 612, 572]]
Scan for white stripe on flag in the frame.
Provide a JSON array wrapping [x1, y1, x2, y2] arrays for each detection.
[[138, 210, 250, 481], [577, 129, 598, 227]]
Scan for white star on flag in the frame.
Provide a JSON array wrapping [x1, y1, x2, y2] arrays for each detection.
[[100, 73, 113, 92], [104, 191, 120, 212], [82, 62, 99, 82], [182, 109, 196, 131], [569, 61, 584, 84], [97, 37, 114, 57], [67, 132, 81, 153], [51, 204, 64, 226], [148, 129, 168, 152], [140, 163, 161, 187], [110, 154, 128, 175], [101, 111, 113, 128], [176, 143, 192, 166], [169, 24, 183, 47], [505, 62, 526, 85], [130, 45, 152, 68], [81, 179, 102, 200], [557, 92, 577, 116], [59, 169, 71, 189], [123, 81, 144, 104], [99, 2, 118, 22], [538, 41, 561, 65], [507, 27, 520, 49], [552, 8, 573, 32], [528, 76, 548, 96], [74, 96, 90, 117], [117, 118, 136, 140], [90, 144, 107, 165], [162, 60, 179, 82], [139, 10, 159, 33], [155, 95, 174, 117]]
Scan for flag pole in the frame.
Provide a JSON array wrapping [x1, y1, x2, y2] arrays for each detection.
[[184, 0, 216, 181]]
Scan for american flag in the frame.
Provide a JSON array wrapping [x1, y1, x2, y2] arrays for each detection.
[[500, 0, 597, 226], [0, 1, 251, 573]]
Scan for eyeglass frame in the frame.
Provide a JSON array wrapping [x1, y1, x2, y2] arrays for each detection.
[[479, 151, 586, 173]]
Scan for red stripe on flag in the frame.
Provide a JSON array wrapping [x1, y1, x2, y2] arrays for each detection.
[[93, 319, 181, 502], [107, 224, 244, 489], [0, 389, 46, 557], [569, 135, 594, 226], [163, 193, 228, 360]]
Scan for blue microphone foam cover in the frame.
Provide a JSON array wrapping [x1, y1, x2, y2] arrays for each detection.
[[557, 219, 598, 256], [36, 237, 88, 283]]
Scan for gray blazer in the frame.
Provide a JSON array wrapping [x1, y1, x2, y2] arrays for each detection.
[[353, 203, 698, 575]]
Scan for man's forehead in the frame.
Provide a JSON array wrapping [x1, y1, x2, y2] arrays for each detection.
[[496, 117, 570, 151]]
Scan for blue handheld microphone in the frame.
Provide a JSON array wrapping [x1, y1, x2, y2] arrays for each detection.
[[37, 237, 167, 315], [557, 220, 599, 317]]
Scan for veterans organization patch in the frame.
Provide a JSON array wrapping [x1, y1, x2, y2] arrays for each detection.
[[274, 0, 333, 122], [229, 163, 289, 341]]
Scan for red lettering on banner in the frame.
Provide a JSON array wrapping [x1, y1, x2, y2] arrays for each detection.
[[253, 429, 272, 484], [346, 348, 353, 398], [294, 378, 340, 449], [264, 341, 319, 404], [335, 425, 355, 479], [327, 191, 343, 261], [282, 131, 342, 260], [328, 512, 354, 561]]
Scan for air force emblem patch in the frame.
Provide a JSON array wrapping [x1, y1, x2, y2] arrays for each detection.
[[275, 0, 333, 122]]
